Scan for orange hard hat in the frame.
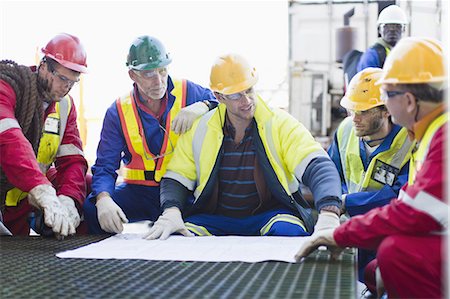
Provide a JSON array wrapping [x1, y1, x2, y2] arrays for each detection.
[[209, 54, 258, 95], [42, 33, 88, 73], [377, 37, 445, 85], [341, 68, 384, 111]]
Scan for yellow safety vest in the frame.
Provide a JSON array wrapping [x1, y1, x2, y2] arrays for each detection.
[[337, 117, 413, 193], [116, 79, 187, 186], [408, 112, 448, 185], [5, 97, 71, 206], [164, 95, 328, 201]]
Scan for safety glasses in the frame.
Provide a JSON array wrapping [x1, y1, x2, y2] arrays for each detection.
[[51, 69, 80, 87], [218, 87, 255, 101], [134, 67, 168, 79]]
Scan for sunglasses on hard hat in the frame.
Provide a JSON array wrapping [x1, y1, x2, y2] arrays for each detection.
[[218, 87, 255, 101]]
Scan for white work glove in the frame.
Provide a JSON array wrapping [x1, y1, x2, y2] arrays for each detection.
[[28, 184, 73, 237], [294, 228, 343, 262], [171, 102, 209, 134], [96, 194, 129, 234], [144, 207, 194, 240], [58, 195, 81, 234], [314, 211, 340, 233]]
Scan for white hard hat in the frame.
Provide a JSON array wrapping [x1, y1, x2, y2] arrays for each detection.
[[377, 5, 408, 25]]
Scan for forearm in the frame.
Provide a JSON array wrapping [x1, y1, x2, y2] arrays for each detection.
[[160, 178, 190, 210], [54, 155, 88, 209], [302, 157, 342, 211]]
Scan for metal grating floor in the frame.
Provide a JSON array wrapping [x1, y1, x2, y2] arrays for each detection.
[[0, 236, 356, 299]]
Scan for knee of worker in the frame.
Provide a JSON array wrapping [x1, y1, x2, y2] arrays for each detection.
[[363, 259, 379, 294], [261, 220, 309, 236], [82, 194, 98, 222], [377, 235, 405, 274]]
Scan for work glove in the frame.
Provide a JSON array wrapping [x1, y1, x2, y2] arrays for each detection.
[[28, 184, 72, 237], [96, 194, 129, 234], [294, 228, 343, 262], [314, 211, 340, 233], [144, 207, 194, 240], [172, 102, 209, 134], [58, 195, 81, 234]]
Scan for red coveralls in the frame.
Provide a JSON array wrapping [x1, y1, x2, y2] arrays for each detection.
[[0, 78, 88, 235], [334, 106, 447, 298]]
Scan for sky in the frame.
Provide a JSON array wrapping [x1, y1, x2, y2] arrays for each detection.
[[1, 0, 289, 163]]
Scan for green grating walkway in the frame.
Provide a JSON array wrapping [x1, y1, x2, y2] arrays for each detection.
[[0, 236, 356, 299]]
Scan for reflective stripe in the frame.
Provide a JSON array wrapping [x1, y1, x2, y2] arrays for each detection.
[[260, 214, 306, 235], [265, 120, 302, 193], [192, 110, 215, 182], [164, 170, 196, 191], [337, 116, 413, 193], [118, 80, 186, 185], [409, 112, 448, 185], [5, 97, 71, 207], [123, 169, 146, 181], [0, 118, 21, 133], [185, 222, 212, 236], [294, 150, 329, 184], [58, 96, 69, 144], [399, 189, 448, 229], [56, 144, 84, 157], [337, 118, 353, 190]]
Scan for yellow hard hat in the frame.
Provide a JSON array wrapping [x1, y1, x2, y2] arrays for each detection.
[[377, 37, 445, 85], [209, 54, 258, 95], [340, 68, 384, 111]]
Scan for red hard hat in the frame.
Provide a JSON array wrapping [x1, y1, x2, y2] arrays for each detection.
[[41, 33, 88, 73]]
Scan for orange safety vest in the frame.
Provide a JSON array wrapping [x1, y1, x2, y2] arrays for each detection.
[[116, 79, 187, 186]]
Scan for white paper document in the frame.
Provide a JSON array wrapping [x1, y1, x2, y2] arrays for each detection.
[[57, 233, 311, 263]]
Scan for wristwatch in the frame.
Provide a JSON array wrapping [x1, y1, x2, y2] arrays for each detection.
[[320, 205, 341, 216]]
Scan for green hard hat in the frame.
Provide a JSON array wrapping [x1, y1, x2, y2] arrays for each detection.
[[126, 35, 172, 70]]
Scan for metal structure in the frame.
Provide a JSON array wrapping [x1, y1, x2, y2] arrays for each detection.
[[1, 236, 356, 299], [288, 0, 447, 139]]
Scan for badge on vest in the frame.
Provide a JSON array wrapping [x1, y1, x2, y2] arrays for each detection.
[[372, 159, 399, 186], [44, 117, 60, 135]]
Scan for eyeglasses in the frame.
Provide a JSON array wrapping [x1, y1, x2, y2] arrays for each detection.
[[134, 67, 168, 79], [348, 107, 381, 117], [380, 90, 406, 102], [51, 69, 80, 87], [218, 87, 255, 101], [142, 124, 174, 160]]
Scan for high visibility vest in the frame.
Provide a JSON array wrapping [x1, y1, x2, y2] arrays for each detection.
[[337, 117, 413, 193], [116, 79, 187, 186], [5, 97, 71, 206], [408, 112, 448, 185]]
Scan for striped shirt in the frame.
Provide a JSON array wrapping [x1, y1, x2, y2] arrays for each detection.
[[216, 118, 261, 217]]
